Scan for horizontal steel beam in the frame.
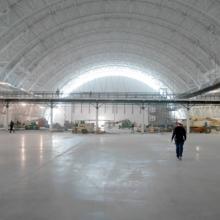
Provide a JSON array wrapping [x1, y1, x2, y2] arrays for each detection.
[[0, 92, 220, 105], [179, 81, 220, 98], [1, 98, 220, 105]]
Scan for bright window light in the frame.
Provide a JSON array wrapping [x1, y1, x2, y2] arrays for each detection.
[[172, 109, 186, 119], [45, 107, 62, 125], [0, 81, 9, 85], [62, 66, 168, 94]]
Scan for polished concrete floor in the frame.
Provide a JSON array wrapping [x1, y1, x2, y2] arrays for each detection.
[[0, 131, 220, 220]]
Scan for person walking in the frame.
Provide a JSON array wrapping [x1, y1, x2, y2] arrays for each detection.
[[9, 120, 15, 133], [171, 121, 186, 160], [131, 123, 135, 133]]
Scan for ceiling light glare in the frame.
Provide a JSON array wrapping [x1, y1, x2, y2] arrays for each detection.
[[62, 66, 167, 95], [0, 81, 10, 85]]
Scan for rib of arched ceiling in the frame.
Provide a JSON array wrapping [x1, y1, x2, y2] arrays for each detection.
[[0, 0, 220, 92], [24, 45, 200, 92], [20, 31, 209, 88], [24, 24, 213, 72], [16, 47, 190, 92], [0, 9, 218, 70], [0, 15, 214, 78], [0, 27, 211, 89], [4, 41, 209, 92], [42, 56, 188, 93]]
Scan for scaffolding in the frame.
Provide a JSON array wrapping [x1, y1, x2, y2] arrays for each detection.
[[0, 91, 220, 104], [1, 91, 220, 134]]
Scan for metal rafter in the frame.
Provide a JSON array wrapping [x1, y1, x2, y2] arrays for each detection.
[[0, 0, 220, 93]]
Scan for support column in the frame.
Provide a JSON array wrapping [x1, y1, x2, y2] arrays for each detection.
[[186, 106, 190, 135], [50, 102, 54, 131], [113, 104, 116, 122], [146, 104, 149, 126], [96, 102, 99, 134], [141, 104, 145, 134], [5, 102, 9, 131], [71, 104, 73, 124]]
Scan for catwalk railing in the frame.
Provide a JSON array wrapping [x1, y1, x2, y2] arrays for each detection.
[[1, 91, 220, 105]]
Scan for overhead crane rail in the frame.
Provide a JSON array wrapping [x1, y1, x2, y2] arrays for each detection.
[[0, 91, 220, 105]]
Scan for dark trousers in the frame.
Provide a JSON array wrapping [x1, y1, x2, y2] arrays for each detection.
[[9, 126, 14, 133], [176, 142, 184, 158]]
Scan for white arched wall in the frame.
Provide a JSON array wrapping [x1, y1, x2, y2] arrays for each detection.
[[61, 66, 170, 94], [47, 66, 172, 126]]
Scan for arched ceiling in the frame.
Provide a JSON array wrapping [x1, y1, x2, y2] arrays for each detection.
[[72, 76, 156, 93], [0, 0, 220, 93]]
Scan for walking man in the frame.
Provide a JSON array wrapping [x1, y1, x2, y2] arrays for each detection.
[[131, 123, 135, 133], [171, 121, 186, 160], [9, 120, 15, 133]]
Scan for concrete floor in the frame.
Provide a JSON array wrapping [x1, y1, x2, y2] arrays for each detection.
[[0, 131, 220, 220]]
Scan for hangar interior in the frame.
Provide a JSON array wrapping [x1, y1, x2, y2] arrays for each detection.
[[0, 0, 220, 219]]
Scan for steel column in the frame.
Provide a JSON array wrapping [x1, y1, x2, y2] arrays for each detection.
[[50, 102, 54, 131], [96, 103, 99, 134], [5, 102, 9, 131], [186, 106, 190, 135], [141, 104, 145, 134]]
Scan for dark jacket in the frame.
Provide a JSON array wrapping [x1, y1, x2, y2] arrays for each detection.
[[172, 126, 186, 143], [10, 121, 14, 127]]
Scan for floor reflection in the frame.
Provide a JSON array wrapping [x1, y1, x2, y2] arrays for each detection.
[[21, 135, 26, 168], [40, 135, 43, 163]]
